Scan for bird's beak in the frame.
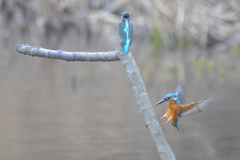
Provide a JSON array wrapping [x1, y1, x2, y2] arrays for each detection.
[[154, 99, 166, 106], [121, 15, 123, 18]]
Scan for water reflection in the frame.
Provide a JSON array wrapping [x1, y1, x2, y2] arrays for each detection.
[[1, 31, 240, 160]]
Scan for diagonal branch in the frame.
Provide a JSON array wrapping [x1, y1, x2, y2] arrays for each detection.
[[16, 44, 120, 62], [116, 44, 176, 160], [16, 43, 176, 160]]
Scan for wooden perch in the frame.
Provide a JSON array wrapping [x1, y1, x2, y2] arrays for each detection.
[[16, 43, 176, 160], [16, 44, 119, 62]]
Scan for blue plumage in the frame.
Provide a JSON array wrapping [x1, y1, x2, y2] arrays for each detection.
[[118, 12, 134, 54], [154, 86, 184, 106], [154, 93, 177, 106], [155, 86, 213, 130], [172, 118, 179, 130], [175, 86, 185, 105]]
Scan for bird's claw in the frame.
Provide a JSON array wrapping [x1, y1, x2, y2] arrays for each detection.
[[164, 121, 169, 125]]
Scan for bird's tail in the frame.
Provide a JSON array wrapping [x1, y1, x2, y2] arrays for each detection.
[[123, 44, 129, 54], [171, 118, 179, 130]]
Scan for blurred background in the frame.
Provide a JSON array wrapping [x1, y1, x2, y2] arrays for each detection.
[[0, 0, 240, 160]]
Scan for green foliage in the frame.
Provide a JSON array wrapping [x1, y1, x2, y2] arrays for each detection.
[[225, 63, 234, 72], [192, 56, 238, 82], [170, 64, 178, 76], [153, 27, 165, 59], [193, 58, 215, 78], [218, 67, 225, 82], [233, 45, 240, 56], [206, 61, 214, 78], [152, 27, 194, 61], [142, 66, 150, 79], [176, 34, 193, 51], [194, 57, 205, 74]]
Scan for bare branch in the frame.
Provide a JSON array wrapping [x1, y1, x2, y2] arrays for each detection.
[[16, 43, 176, 160], [16, 44, 120, 62], [117, 44, 176, 160]]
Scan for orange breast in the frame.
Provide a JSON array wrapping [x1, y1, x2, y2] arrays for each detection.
[[167, 102, 181, 120]]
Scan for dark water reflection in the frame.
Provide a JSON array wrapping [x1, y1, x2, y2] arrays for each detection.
[[0, 39, 240, 160]]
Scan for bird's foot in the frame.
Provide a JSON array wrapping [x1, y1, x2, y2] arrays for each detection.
[[160, 117, 164, 120], [164, 121, 169, 125]]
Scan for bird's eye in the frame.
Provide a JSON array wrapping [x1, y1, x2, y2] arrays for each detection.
[[168, 97, 171, 99]]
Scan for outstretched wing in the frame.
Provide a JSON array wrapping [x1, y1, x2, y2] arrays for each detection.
[[118, 22, 127, 45], [175, 86, 185, 105], [179, 95, 213, 118]]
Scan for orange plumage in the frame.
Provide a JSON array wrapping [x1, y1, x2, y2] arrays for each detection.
[[155, 86, 213, 130]]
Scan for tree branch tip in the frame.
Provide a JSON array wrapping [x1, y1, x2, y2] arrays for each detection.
[[16, 44, 21, 48], [17, 43, 29, 48], [16, 44, 22, 52]]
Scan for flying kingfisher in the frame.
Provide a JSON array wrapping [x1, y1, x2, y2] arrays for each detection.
[[155, 86, 213, 130], [118, 12, 134, 54]]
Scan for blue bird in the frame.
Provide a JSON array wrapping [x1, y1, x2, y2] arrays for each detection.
[[155, 86, 213, 130], [118, 12, 134, 54]]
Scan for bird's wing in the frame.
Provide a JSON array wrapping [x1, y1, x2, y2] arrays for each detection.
[[129, 23, 134, 45], [118, 22, 127, 45], [175, 86, 185, 105], [179, 95, 213, 118]]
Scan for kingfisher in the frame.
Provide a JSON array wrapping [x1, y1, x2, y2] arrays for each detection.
[[118, 12, 134, 54], [155, 86, 213, 130]]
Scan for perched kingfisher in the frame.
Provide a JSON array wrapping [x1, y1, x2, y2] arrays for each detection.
[[118, 12, 134, 54], [155, 86, 213, 130]]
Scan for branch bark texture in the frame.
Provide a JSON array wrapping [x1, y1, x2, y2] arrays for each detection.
[[16, 44, 120, 62], [16, 43, 176, 160], [116, 44, 176, 160]]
